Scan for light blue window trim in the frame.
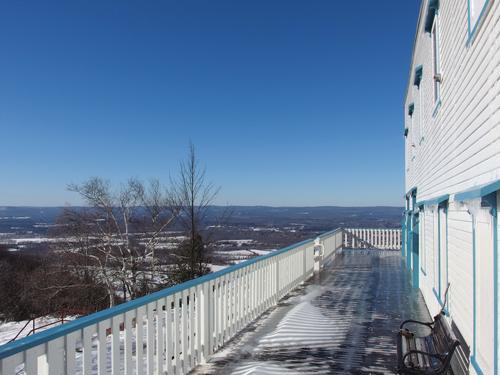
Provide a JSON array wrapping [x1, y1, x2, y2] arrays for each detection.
[[455, 179, 500, 202], [472, 356, 485, 375], [406, 186, 417, 199], [432, 199, 449, 311], [407, 213, 412, 270], [416, 194, 449, 208], [402, 217, 407, 259], [467, 0, 491, 45], [432, 99, 442, 118], [420, 206, 427, 276]]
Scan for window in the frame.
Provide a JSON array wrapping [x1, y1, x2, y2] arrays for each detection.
[[431, 18, 441, 104], [469, 0, 489, 38], [413, 67, 422, 150], [406, 103, 414, 167]]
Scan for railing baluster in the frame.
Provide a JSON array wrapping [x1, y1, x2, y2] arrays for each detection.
[[215, 281, 221, 349], [1, 352, 23, 375], [97, 319, 109, 375], [124, 309, 135, 374], [201, 282, 210, 360], [165, 296, 173, 375], [146, 302, 155, 375], [181, 290, 188, 374], [156, 298, 165, 375], [135, 307, 145, 375], [111, 315, 121, 374], [195, 284, 202, 365], [82, 325, 94, 374], [189, 288, 195, 369], [47, 337, 64, 375], [208, 280, 215, 356], [221, 278, 226, 343], [173, 293, 183, 374], [25, 345, 42, 375], [228, 273, 234, 338]]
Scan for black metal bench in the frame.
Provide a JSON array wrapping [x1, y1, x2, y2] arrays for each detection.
[[397, 285, 461, 374]]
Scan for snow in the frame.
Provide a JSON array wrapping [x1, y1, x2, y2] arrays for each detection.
[[255, 288, 342, 349], [217, 239, 255, 246], [210, 264, 230, 272], [247, 249, 274, 255], [213, 250, 254, 256], [0, 316, 77, 346], [192, 285, 338, 375], [249, 227, 281, 232]]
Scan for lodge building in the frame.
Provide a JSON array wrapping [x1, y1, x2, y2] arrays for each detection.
[[403, 0, 500, 374]]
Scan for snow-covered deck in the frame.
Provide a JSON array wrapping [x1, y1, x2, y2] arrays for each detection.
[[192, 249, 430, 374]]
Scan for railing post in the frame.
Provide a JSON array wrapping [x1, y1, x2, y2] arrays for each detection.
[[303, 244, 307, 279], [276, 257, 280, 301], [313, 237, 323, 273]]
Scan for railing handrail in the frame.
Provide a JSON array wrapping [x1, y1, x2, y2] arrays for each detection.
[[0, 230, 343, 360], [342, 227, 400, 230]]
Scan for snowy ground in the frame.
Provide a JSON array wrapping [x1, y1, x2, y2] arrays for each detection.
[[0, 316, 77, 346]]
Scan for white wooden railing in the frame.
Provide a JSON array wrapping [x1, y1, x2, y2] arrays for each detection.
[[342, 228, 401, 250], [0, 229, 344, 375]]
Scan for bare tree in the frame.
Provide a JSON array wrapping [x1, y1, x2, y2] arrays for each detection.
[[53, 178, 179, 307], [170, 143, 220, 283]]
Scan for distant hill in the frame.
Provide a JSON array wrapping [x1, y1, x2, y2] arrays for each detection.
[[0, 206, 404, 236]]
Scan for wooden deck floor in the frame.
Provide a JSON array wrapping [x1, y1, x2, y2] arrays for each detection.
[[192, 249, 430, 374]]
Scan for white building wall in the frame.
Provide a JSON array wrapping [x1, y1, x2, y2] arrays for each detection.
[[405, 1, 500, 374], [405, 0, 500, 199]]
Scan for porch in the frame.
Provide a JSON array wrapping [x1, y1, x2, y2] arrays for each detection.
[[193, 249, 430, 374], [0, 228, 427, 375]]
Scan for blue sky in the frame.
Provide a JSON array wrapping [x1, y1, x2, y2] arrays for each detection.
[[0, 1, 419, 207]]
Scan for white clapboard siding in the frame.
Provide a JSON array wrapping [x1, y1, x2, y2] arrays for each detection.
[[405, 2, 500, 373], [405, 0, 500, 200]]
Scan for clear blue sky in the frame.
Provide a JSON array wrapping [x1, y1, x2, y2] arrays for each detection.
[[0, 1, 419, 207]]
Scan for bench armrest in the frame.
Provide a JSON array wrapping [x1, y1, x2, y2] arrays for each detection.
[[402, 350, 444, 365], [400, 319, 434, 330]]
